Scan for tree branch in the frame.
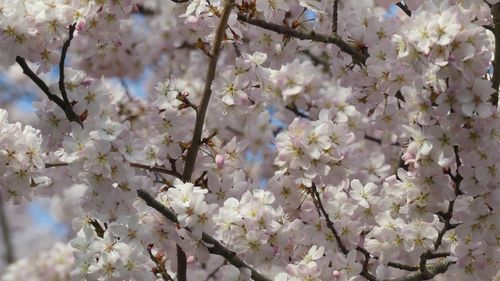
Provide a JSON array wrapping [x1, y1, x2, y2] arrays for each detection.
[[147, 244, 175, 281], [137, 189, 272, 281], [183, 0, 235, 181], [130, 163, 182, 179], [491, 3, 500, 106], [384, 261, 455, 281], [332, 0, 339, 34], [285, 103, 310, 119], [59, 23, 76, 106], [15, 56, 82, 125], [395, 2, 412, 17], [176, 244, 187, 281], [310, 183, 348, 255], [236, 13, 367, 64], [387, 262, 419, 271]]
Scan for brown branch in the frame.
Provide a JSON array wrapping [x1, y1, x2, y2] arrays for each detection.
[[45, 161, 182, 179], [387, 262, 419, 271], [15, 56, 82, 125], [0, 195, 14, 264], [15, 24, 82, 126], [137, 189, 272, 281], [130, 163, 182, 179], [182, 0, 235, 181], [147, 244, 175, 281], [310, 183, 348, 255], [395, 2, 412, 17], [89, 219, 105, 238], [357, 245, 378, 281], [59, 23, 76, 106], [384, 261, 455, 281], [285, 103, 310, 119], [236, 13, 367, 64], [45, 162, 69, 168], [332, 0, 339, 34], [176, 244, 187, 281], [435, 146, 462, 250], [434, 200, 457, 251], [491, 3, 500, 106], [311, 183, 426, 280]]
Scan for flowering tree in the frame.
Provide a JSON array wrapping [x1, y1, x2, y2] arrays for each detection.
[[0, 0, 499, 280]]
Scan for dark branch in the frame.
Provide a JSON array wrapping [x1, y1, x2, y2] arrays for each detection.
[[236, 13, 367, 64], [387, 262, 419, 271], [491, 3, 500, 106], [130, 163, 182, 179], [384, 261, 455, 281], [177, 244, 187, 281], [137, 189, 272, 281], [310, 183, 348, 254], [285, 104, 310, 119], [59, 23, 76, 106], [147, 244, 175, 281], [183, 0, 235, 181], [395, 2, 412, 17], [15, 56, 82, 125], [332, 0, 339, 34]]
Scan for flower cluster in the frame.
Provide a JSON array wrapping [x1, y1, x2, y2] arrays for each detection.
[[0, 0, 499, 280], [0, 109, 48, 203]]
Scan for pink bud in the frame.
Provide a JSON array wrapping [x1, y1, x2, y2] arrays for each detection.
[[81, 80, 92, 87], [186, 255, 196, 264], [215, 154, 224, 169], [333, 270, 341, 278], [76, 21, 86, 32]]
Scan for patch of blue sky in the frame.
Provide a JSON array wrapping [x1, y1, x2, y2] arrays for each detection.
[[27, 202, 68, 238], [386, 4, 400, 18]]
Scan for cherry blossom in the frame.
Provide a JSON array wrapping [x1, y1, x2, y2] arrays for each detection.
[[0, 0, 499, 281]]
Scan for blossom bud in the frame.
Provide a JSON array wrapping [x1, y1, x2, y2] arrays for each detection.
[[215, 154, 224, 169]]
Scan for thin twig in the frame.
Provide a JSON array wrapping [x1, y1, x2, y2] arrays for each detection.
[[183, 0, 235, 181], [137, 189, 272, 281], [236, 13, 367, 64], [310, 183, 347, 254], [59, 23, 76, 106], [285, 104, 310, 119], [147, 244, 175, 281], [120, 79, 134, 100], [45, 161, 182, 179], [130, 163, 182, 179]]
